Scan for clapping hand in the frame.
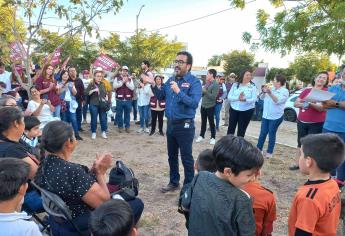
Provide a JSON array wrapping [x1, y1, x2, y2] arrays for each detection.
[[92, 153, 113, 175]]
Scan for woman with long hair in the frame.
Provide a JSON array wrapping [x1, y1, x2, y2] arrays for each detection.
[[227, 69, 257, 137], [58, 70, 82, 140], [149, 75, 165, 136], [256, 74, 289, 158], [25, 86, 58, 129], [34, 64, 61, 118], [85, 70, 108, 139], [289, 71, 328, 170]]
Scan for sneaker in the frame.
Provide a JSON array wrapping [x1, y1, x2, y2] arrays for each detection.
[[266, 153, 273, 159], [91, 133, 96, 139], [75, 135, 83, 141], [102, 132, 107, 139], [125, 128, 130, 133], [289, 165, 300, 171], [149, 130, 155, 136], [135, 121, 140, 125], [118, 128, 123, 133], [209, 138, 216, 145], [78, 128, 85, 132], [159, 131, 164, 136], [144, 128, 150, 133], [160, 183, 180, 193], [137, 128, 144, 133], [195, 136, 204, 143]]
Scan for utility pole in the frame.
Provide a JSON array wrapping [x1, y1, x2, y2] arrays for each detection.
[[136, 4, 145, 68]]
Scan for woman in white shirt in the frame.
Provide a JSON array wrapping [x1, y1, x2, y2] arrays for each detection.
[[256, 75, 289, 158], [136, 81, 152, 133], [25, 87, 59, 129], [227, 69, 257, 137]]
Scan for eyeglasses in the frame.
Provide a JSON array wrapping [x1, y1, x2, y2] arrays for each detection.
[[174, 60, 187, 66]]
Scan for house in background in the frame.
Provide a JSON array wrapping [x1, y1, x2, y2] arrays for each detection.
[[252, 63, 269, 90]]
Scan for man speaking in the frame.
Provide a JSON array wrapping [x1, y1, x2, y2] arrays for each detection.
[[143, 51, 202, 193]]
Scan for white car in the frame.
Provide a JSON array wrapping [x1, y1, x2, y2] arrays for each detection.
[[283, 89, 305, 122]]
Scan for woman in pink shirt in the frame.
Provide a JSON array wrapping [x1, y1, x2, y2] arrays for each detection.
[[289, 71, 328, 170]]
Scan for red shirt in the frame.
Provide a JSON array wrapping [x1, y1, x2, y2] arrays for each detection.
[[297, 88, 327, 123]]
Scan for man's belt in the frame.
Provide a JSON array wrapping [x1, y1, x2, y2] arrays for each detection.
[[169, 119, 193, 125]]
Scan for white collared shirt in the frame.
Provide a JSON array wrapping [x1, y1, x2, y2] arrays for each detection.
[[261, 87, 289, 120], [227, 82, 257, 111], [137, 83, 152, 106]]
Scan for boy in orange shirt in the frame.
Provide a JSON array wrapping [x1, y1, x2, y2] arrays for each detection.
[[288, 133, 345, 236], [242, 172, 276, 236]]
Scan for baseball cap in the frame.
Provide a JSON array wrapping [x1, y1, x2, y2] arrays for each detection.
[[122, 66, 129, 71], [229, 73, 236, 78], [95, 67, 103, 72]]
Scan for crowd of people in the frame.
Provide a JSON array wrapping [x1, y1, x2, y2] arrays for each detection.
[[0, 51, 345, 236]]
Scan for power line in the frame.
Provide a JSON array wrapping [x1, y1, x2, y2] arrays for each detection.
[[146, 0, 256, 32], [22, 0, 256, 35]]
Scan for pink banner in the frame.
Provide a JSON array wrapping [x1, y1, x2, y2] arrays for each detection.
[[93, 54, 118, 71], [9, 41, 26, 62]]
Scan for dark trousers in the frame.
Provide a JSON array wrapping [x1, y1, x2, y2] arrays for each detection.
[[227, 107, 254, 137], [323, 128, 345, 181], [82, 103, 89, 121], [132, 99, 138, 121], [76, 101, 83, 130], [151, 110, 164, 132], [297, 120, 323, 147], [166, 120, 195, 186], [257, 117, 283, 154], [200, 106, 216, 139]]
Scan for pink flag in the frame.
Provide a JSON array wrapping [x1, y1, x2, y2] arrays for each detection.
[[50, 48, 62, 66], [9, 41, 26, 62], [93, 54, 118, 71]]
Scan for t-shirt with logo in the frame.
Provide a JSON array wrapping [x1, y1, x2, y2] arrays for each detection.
[[288, 178, 341, 236]]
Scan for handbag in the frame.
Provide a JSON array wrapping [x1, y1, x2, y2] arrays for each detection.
[[99, 97, 110, 112]]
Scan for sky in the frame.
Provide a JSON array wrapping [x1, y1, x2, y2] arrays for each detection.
[[41, 0, 300, 68]]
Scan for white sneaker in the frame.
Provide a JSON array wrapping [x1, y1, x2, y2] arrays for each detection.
[[210, 138, 216, 145], [144, 128, 150, 133], [137, 128, 144, 133], [195, 136, 204, 143], [102, 132, 107, 139], [91, 133, 96, 139]]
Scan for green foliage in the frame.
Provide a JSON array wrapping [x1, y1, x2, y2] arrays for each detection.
[[207, 55, 224, 66], [99, 30, 184, 73], [32, 29, 83, 64], [223, 50, 255, 77], [288, 52, 333, 83], [266, 67, 294, 82], [230, 0, 345, 58]]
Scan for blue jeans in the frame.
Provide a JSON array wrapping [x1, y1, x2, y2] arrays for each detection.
[[53, 104, 61, 119], [115, 100, 132, 129], [82, 103, 89, 121], [323, 128, 345, 180], [257, 117, 284, 154], [132, 99, 138, 121], [138, 105, 149, 128], [89, 104, 107, 133], [76, 101, 83, 130], [214, 103, 223, 129], [23, 190, 44, 213], [61, 102, 79, 137], [166, 120, 195, 186]]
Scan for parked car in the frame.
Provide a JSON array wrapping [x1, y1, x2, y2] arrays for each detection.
[[283, 89, 306, 122]]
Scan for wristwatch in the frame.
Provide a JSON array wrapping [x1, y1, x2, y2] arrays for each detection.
[[335, 102, 340, 108]]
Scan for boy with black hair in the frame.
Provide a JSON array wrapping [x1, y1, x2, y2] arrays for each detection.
[[0, 158, 42, 236], [21, 116, 41, 148], [242, 171, 277, 236], [288, 133, 345, 236], [195, 149, 216, 173], [89, 199, 137, 236], [184, 135, 264, 236]]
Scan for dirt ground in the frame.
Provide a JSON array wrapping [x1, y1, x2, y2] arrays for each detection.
[[70, 117, 309, 236]]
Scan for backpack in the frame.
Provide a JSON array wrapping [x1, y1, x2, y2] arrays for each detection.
[[108, 161, 139, 200]]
